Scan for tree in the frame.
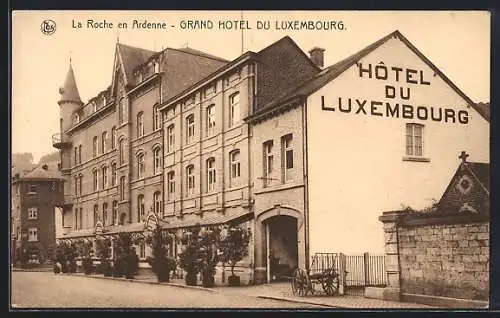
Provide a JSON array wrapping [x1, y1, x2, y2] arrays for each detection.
[[219, 226, 251, 286], [77, 240, 93, 275], [178, 225, 202, 286], [197, 227, 221, 287]]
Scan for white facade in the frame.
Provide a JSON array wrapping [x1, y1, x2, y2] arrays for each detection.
[[306, 36, 489, 255]]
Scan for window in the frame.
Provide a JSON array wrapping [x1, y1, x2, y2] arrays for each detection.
[[263, 141, 274, 187], [74, 113, 80, 124], [102, 203, 108, 226], [167, 124, 175, 152], [281, 134, 294, 182], [153, 147, 162, 174], [167, 171, 175, 201], [28, 207, 38, 220], [153, 191, 162, 215], [102, 166, 108, 189], [119, 138, 125, 164], [186, 165, 195, 196], [111, 163, 117, 186], [78, 174, 83, 196], [74, 176, 78, 196], [137, 194, 145, 222], [206, 104, 216, 136], [103, 96, 107, 106], [139, 242, 146, 259], [79, 208, 83, 230], [154, 61, 160, 73], [137, 112, 144, 137], [93, 136, 99, 157], [111, 127, 116, 149], [28, 185, 37, 194], [120, 176, 126, 201], [186, 115, 195, 144], [112, 201, 118, 225], [101, 131, 107, 153], [78, 145, 82, 164], [230, 150, 241, 185], [137, 153, 145, 179], [28, 228, 38, 242], [153, 104, 161, 131], [93, 169, 99, 191], [229, 92, 240, 127], [93, 101, 98, 113], [94, 204, 99, 225], [206, 158, 216, 192], [74, 147, 78, 165], [75, 208, 78, 230], [119, 97, 126, 124], [406, 123, 424, 157]]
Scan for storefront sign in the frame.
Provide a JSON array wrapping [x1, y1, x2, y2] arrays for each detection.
[[321, 62, 469, 124]]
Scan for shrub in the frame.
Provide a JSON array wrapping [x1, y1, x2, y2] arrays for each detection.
[[197, 228, 221, 288], [95, 238, 112, 276], [77, 240, 94, 275], [113, 233, 138, 279]]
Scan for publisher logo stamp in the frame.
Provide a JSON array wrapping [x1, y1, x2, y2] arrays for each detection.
[[41, 20, 56, 35]]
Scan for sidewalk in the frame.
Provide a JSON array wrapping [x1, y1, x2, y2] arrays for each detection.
[[213, 282, 437, 309]]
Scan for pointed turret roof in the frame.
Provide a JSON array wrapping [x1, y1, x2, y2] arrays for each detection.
[[58, 62, 83, 105]]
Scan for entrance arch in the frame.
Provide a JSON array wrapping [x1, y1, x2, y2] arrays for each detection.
[[256, 205, 304, 283]]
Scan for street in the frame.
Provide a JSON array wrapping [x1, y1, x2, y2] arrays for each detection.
[[11, 272, 327, 309]]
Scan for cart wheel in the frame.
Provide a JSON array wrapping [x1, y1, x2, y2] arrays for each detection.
[[292, 268, 309, 297], [321, 268, 340, 296]]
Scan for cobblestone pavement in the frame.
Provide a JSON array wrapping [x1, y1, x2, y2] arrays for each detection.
[[11, 272, 327, 309]]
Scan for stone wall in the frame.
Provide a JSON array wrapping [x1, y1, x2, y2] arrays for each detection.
[[398, 222, 489, 300]]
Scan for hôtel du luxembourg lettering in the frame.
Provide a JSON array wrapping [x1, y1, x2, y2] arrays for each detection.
[[321, 62, 469, 124]]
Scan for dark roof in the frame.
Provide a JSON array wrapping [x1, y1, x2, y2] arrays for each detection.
[[468, 162, 490, 192], [22, 164, 62, 180], [161, 35, 318, 109], [174, 47, 230, 63], [58, 63, 83, 105], [159, 48, 229, 102], [254, 30, 490, 122], [475, 102, 490, 121], [117, 43, 156, 84]]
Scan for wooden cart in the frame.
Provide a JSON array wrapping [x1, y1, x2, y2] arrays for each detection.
[[291, 267, 340, 296]]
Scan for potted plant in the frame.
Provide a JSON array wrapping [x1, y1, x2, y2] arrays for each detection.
[[125, 247, 139, 279], [178, 225, 202, 286], [95, 238, 113, 277], [219, 226, 251, 286], [78, 240, 94, 275], [146, 226, 175, 283], [114, 233, 137, 279], [197, 228, 221, 288]]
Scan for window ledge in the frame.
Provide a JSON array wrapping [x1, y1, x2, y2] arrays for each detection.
[[402, 156, 431, 163]]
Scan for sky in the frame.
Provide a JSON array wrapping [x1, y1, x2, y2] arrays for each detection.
[[11, 11, 490, 162]]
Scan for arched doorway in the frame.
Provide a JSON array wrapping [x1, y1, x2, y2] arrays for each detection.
[[264, 215, 298, 282]]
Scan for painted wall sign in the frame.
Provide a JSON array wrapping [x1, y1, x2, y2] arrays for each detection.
[[321, 62, 469, 124]]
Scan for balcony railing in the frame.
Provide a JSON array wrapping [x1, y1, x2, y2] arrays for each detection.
[[52, 133, 71, 149]]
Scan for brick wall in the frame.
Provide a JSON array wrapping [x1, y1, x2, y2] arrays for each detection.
[[398, 222, 489, 301]]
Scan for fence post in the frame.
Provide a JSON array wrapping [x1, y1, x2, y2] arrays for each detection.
[[363, 252, 370, 286], [339, 253, 347, 295]]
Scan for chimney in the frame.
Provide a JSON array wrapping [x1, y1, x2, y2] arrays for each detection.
[[309, 47, 325, 68], [42, 164, 48, 171]]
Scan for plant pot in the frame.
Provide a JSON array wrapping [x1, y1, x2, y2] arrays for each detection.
[[157, 268, 170, 283], [228, 275, 241, 286], [185, 271, 197, 286], [125, 274, 134, 279], [202, 274, 215, 288]]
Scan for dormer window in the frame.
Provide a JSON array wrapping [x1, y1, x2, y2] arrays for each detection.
[[93, 102, 98, 113], [136, 71, 143, 83], [103, 96, 107, 106], [74, 113, 80, 124], [154, 60, 160, 73]]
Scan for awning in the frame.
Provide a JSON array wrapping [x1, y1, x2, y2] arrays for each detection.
[[162, 211, 253, 229], [57, 228, 94, 239], [105, 222, 146, 235]]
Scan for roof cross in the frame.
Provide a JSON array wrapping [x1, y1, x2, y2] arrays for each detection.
[[459, 151, 469, 163]]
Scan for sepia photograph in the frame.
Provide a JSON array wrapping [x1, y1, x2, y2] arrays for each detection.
[[10, 10, 490, 310]]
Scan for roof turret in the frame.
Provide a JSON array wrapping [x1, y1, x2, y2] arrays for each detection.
[[58, 61, 83, 106]]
